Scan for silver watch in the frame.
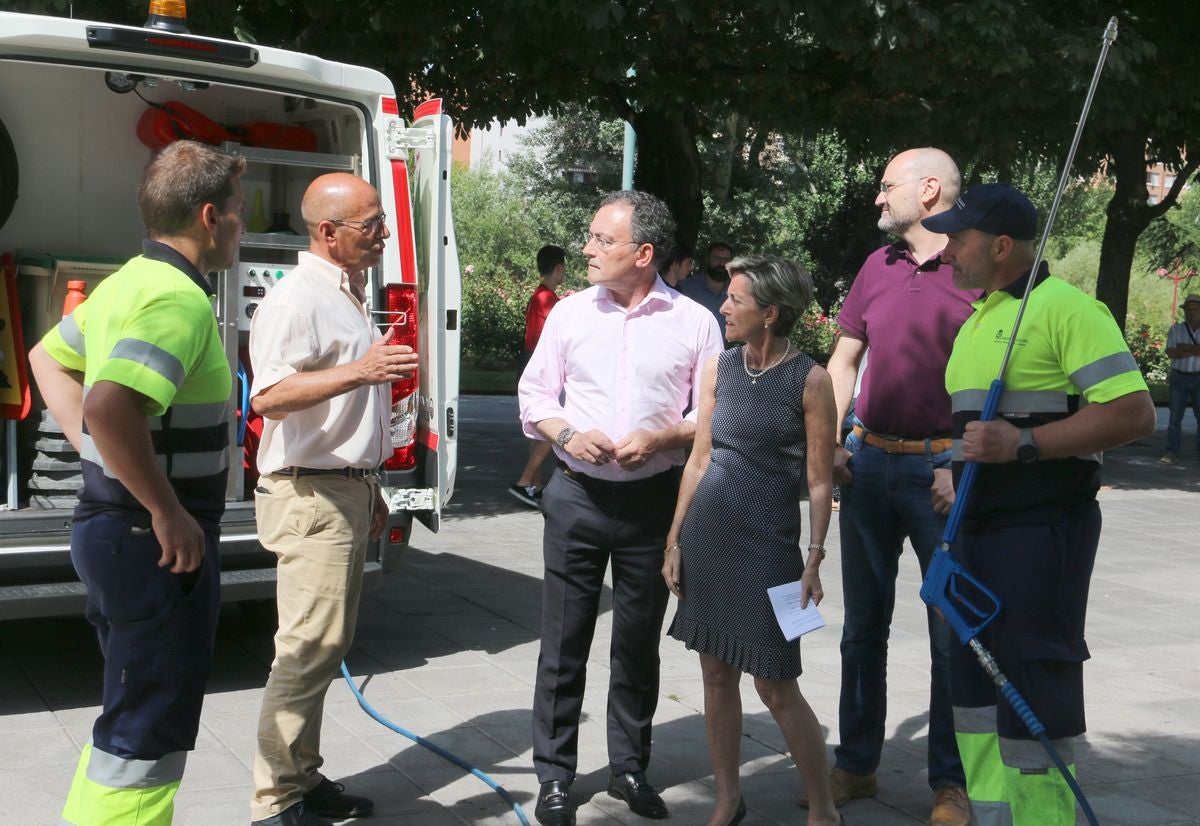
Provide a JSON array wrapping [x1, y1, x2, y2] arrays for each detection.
[[555, 426, 577, 449]]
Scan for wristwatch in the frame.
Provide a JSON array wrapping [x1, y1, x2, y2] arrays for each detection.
[[1016, 428, 1040, 464], [555, 426, 577, 449]]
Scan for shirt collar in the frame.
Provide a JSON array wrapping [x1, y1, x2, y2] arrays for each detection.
[[142, 239, 214, 295], [885, 239, 945, 270], [297, 250, 352, 289], [594, 274, 675, 312], [993, 259, 1052, 300]]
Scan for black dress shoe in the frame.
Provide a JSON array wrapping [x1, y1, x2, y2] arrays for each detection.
[[535, 780, 574, 826], [302, 777, 373, 818], [607, 772, 669, 819]]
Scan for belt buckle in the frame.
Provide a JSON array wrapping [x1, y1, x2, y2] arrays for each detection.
[[879, 435, 903, 454]]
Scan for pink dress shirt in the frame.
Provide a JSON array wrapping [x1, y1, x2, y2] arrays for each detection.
[[519, 277, 722, 481]]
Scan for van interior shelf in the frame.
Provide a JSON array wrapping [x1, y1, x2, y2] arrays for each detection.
[[223, 142, 358, 172], [240, 232, 308, 251]]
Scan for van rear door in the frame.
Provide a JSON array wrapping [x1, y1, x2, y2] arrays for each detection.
[[386, 100, 460, 531]]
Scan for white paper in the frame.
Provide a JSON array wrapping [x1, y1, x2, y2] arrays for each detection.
[[767, 580, 826, 641]]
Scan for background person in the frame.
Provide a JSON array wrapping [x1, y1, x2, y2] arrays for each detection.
[[29, 140, 243, 825], [510, 244, 566, 507], [663, 255, 840, 826], [816, 147, 973, 824], [659, 240, 694, 288], [924, 182, 1156, 823], [1160, 292, 1200, 463], [678, 241, 734, 340], [248, 173, 417, 826], [519, 191, 721, 826]]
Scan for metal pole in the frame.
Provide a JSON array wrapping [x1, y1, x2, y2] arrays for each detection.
[[995, 17, 1118, 382], [622, 67, 636, 190]]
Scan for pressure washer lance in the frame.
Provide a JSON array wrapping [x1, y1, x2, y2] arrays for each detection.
[[919, 16, 1119, 826]]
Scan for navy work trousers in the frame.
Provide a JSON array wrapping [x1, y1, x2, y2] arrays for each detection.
[[73, 513, 221, 760], [951, 501, 1100, 741]]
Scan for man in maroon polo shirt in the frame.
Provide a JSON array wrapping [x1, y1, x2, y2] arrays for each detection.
[[812, 148, 976, 825]]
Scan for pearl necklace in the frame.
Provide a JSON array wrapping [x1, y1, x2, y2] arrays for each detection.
[[743, 339, 792, 384]]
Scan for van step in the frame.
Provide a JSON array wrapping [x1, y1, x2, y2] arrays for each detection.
[[28, 473, 83, 491], [33, 455, 81, 472], [35, 438, 75, 453], [29, 494, 78, 509]]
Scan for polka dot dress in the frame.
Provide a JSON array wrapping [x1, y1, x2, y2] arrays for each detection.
[[668, 345, 815, 680]]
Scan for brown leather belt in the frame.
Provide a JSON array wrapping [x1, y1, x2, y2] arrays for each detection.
[[851, 425, 952, 455]]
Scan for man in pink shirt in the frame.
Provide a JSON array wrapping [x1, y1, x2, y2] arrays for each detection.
[[519, 191, 722, 826]]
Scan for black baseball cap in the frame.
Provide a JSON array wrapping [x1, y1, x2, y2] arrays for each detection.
[[921, 182, 1038, 241]]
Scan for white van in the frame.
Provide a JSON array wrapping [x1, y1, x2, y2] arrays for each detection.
[[0, 6, 461, 619]]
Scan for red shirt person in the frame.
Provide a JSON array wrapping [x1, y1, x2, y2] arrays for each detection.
[[510, 244, 566, 507]]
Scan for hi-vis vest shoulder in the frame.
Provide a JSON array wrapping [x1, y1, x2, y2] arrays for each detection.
[[40, 250, 232, 527], [945, 268, 1146, 520]]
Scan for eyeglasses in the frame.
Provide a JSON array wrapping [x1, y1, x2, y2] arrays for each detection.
[[332, 212, 387, 235], [581, 231, 639, 253], [878, 177, 926, 195]]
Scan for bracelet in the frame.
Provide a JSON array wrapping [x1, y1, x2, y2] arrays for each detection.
[[807, 543, 826, 558], [665, 542, 682, 554], [555, 425, 577, 449]]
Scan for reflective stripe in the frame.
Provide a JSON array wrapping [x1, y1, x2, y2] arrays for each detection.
[[81, 436, 227, 479], [166, 400, 231, 429], [58, 314, 85, 357], [1070, 350, 1139, 391], [954, 704, 998, 734], [999, 735, 1076, 769], [109, 338, 186, 389], [162, 450, 229, 478], [972, 800, 1015, 826], [86, 745, 187, 789], [951, 389, 1069, 414]]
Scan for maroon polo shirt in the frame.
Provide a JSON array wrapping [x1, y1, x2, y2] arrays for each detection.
[[836, 242, 976, 439]]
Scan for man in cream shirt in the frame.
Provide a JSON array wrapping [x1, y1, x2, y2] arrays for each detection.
[[248, 173, 417, 826]]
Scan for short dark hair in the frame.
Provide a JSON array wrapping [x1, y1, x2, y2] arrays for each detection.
[[536, 244, 566, 276], [138, 140, 246, 235], [727, 254, 813, 337], [599, 190, 677, 270], [661, 238, 694, 269], [706, 241, 733, 258]]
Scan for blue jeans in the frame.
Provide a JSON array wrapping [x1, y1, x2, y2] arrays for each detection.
[[1165, 370, 1200, 456], [835, 429, 965, 789]]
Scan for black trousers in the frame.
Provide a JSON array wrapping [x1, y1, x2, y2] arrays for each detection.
[[532, 465, 679, 784]]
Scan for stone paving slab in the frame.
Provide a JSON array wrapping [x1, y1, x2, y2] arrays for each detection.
[[1, 395, 1198, 825]]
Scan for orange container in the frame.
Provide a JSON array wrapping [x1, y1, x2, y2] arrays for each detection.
[[62, 280, 87, 317]]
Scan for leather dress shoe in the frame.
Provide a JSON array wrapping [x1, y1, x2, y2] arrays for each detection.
[[535, 780, 574, 826], [607, 771, 669, 819], [303, 777, 374, 818]]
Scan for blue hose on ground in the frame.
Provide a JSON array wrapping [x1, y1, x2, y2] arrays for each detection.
[[339, 661, 531, 825]]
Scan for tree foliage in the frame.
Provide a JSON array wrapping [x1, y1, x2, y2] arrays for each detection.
[[5, 0, 1198, 329]]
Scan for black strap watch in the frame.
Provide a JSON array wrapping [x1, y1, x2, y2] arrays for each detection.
[[1016, 428, 1040, 464]]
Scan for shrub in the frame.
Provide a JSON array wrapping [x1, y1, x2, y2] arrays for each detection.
[[1125, 319, 1170, 384], [790, 302, 840, 362]]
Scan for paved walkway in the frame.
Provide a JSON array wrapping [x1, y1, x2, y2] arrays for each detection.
[[1, 397, 1198, 825]]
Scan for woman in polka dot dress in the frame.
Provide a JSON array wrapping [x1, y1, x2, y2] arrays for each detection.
[[663, 255, 841, 826]]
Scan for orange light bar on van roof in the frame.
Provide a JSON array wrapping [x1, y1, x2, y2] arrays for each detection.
[[148, 0, 187, 19]]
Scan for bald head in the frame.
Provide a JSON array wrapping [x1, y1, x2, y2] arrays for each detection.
[[891, 147, 961, 208], [301, 173, 381, 237], [301, 173, 388, 274]]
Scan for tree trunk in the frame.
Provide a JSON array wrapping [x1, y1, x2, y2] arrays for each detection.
[[1096, 129, 1153, 333], [631, 110, 703, 251]]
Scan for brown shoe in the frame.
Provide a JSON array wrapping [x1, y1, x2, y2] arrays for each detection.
[[799, 767, 877, 808], [929, 784, 971, 826]]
